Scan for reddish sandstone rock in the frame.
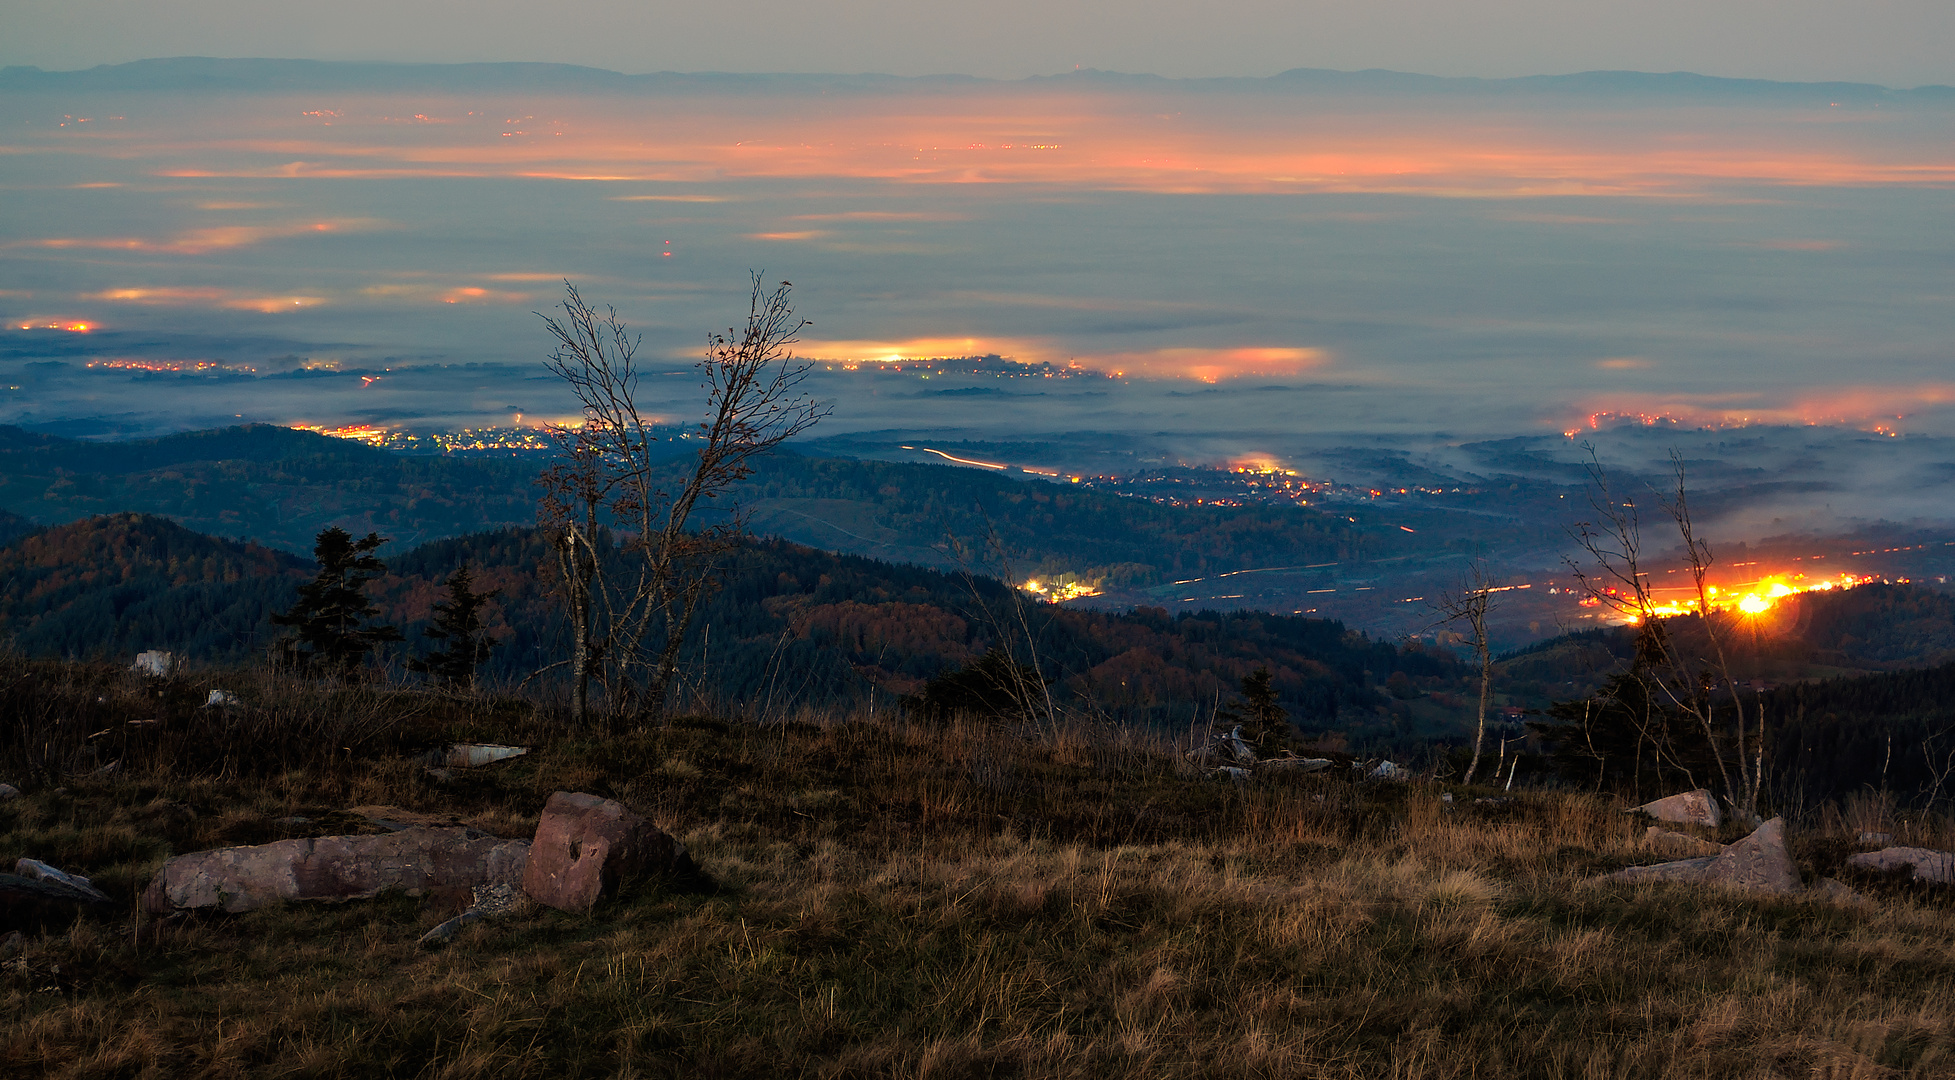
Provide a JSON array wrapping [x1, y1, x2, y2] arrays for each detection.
[[522, 792, 687, 913], [1608, 817, 1802, 896], [1629, 789, 1723, 828], [142, 827, 530, 914]]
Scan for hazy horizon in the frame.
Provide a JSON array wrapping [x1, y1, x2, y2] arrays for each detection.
[[4, 58, 1954, 541]]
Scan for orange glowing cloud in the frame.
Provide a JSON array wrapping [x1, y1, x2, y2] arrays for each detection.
[[358, 283, 531, 305], [84, 287, 325, 312], [1569, 383, 1955, 433], [797, 336, 1038, 364], [27, 89, 1944, 200], [1077, 346, 1329, 382], [439, 286, 530, 304], [25, 218, 386, 255]]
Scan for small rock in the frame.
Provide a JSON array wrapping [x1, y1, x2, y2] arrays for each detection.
[[0, 930, 22, 958], [203, 690, 241, 708], [14, 859, 112, 903], [418, 908, 483, 947], [0, 783, 19, 801], [1846, 846, 1955, 884], [470, 882, 526, 917], [523, 792, 688, 914], [427, 744, 529, 769], [1259, 756, 1332, 773], [1440, 792, 1455, 803], [1627, 789, 1722, 828], [1215, 766, 1250, 783], [1369, 761, 1405, 781]]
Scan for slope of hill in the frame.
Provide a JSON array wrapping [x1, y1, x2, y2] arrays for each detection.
[[0, 513, 306, 660], [0, 425, 1446, 593], [0, 424, 539, 552], [0, 515, 1473, 751]]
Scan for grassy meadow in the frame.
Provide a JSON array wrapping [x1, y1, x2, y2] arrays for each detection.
[[4, 655, 1955, 1079]]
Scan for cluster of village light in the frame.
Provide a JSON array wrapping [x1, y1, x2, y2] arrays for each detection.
[[1019, 577, 1103, 603], [287, 424, 557, 453]]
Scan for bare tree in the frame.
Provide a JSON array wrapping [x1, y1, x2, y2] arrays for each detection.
[[1430, 557, 1496, 785], [1566, 445, 1760, 823], [536, 274, 828, 731]]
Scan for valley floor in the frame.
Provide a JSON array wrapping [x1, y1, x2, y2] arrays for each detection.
[[3, 659, 1954, 1078]]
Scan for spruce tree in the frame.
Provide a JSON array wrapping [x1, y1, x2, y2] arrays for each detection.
[[272, 527, 402, 676], [1221, 667, 1293, 750], [409, 562, 501, 690]]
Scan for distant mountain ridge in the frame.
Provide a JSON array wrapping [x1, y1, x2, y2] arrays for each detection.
[[3, 57, 1948, 102]]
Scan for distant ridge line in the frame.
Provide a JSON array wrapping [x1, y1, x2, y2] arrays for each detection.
[[2, 57, 1950, 102]]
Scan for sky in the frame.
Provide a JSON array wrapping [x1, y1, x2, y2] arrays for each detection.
[[5, 0, 1955, 88]]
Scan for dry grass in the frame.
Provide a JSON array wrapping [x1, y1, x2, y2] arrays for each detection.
[[3, 659, 1955, 1078]]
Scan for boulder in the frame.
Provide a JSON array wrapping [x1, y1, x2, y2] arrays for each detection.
[[130, 650, 176, 677], [1706, 816, 1802, 893], [1628, 789, 1722, 828], [1846, 846, 1955, 884], [522, 792, 687, 913], [1608, 817, 1802, 895], [142, 826, 530, 913]]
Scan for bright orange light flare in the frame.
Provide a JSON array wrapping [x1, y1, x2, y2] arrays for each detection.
[[1624, 572, 1877, 622]]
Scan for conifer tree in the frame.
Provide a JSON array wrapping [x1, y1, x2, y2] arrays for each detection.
[[1221, 667, 1293, 750], [409, 562, 501, 690], [272, 527, 401, 676]]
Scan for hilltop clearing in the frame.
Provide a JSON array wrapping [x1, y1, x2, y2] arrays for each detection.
[[1, 656, 1952, 1078]]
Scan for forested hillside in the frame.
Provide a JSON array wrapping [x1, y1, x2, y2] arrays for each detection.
[[0, 513, 306, 659], [1765, 663, 1955, 806], [0, 516, 1473, 752]]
